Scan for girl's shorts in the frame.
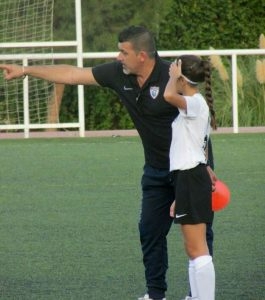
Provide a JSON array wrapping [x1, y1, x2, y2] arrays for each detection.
[[172, 164, 213, 224]]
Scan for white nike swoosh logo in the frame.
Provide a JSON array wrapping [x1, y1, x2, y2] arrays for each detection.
[[123, 86, 133, 91], [175, 213, 187, 218]]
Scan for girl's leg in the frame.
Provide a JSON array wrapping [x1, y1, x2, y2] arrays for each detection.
[[181, 224, 215, 300]]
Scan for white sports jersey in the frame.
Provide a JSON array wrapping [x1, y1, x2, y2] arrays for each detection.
[[170, 93, 210, 171]]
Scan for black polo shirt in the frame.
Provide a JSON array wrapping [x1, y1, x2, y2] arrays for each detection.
[[92, 56, 179, 169]]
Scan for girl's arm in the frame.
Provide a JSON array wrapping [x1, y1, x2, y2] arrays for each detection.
[[163, 60, 187, 110]]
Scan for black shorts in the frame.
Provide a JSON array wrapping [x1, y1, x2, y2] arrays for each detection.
[[172, 164, 213, 225]]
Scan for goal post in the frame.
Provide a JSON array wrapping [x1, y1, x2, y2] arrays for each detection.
[[0, 0, 85, 137]]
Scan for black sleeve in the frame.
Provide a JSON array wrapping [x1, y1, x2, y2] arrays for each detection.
[[92, 61, 121, 88]]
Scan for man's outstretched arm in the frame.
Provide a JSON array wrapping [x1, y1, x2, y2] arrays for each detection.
[[0, 64, 99, 86]]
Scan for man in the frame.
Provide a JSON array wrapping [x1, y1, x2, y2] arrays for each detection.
[[0, 25, 216, 300]]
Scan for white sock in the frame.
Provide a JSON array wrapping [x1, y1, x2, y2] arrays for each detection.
[[193, 255, 215, 300], [188, 259, 198, 298]]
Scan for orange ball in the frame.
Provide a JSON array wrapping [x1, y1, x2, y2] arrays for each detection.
[[212, 180, 230, 211]]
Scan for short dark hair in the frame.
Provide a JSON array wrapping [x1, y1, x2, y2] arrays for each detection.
[[118, 25, 156, 58]]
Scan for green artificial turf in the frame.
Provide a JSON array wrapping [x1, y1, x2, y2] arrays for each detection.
[[0, 133, 264, 299]]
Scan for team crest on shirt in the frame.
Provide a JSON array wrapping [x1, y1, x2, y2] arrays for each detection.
[[150, 86, 159, 99]]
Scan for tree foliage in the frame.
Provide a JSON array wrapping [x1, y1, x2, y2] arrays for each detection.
[[157, 0, 265, 50]]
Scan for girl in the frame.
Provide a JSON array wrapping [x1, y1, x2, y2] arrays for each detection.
[[163, 55, 217, 300]]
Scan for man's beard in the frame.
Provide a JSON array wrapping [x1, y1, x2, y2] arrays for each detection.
[[122, 68, 130, 75]]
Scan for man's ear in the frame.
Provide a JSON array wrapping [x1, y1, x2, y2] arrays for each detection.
[[138, 51, 148, 62]]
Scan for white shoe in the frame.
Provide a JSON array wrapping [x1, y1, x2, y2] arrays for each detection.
[[181, 297, 196, 300], [138, 294, 166, 300]]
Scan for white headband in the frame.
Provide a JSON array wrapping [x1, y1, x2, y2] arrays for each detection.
[[181, 74, 198, 85]]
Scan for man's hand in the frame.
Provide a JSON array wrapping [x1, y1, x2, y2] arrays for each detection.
[[0, 64, 24, 80]]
